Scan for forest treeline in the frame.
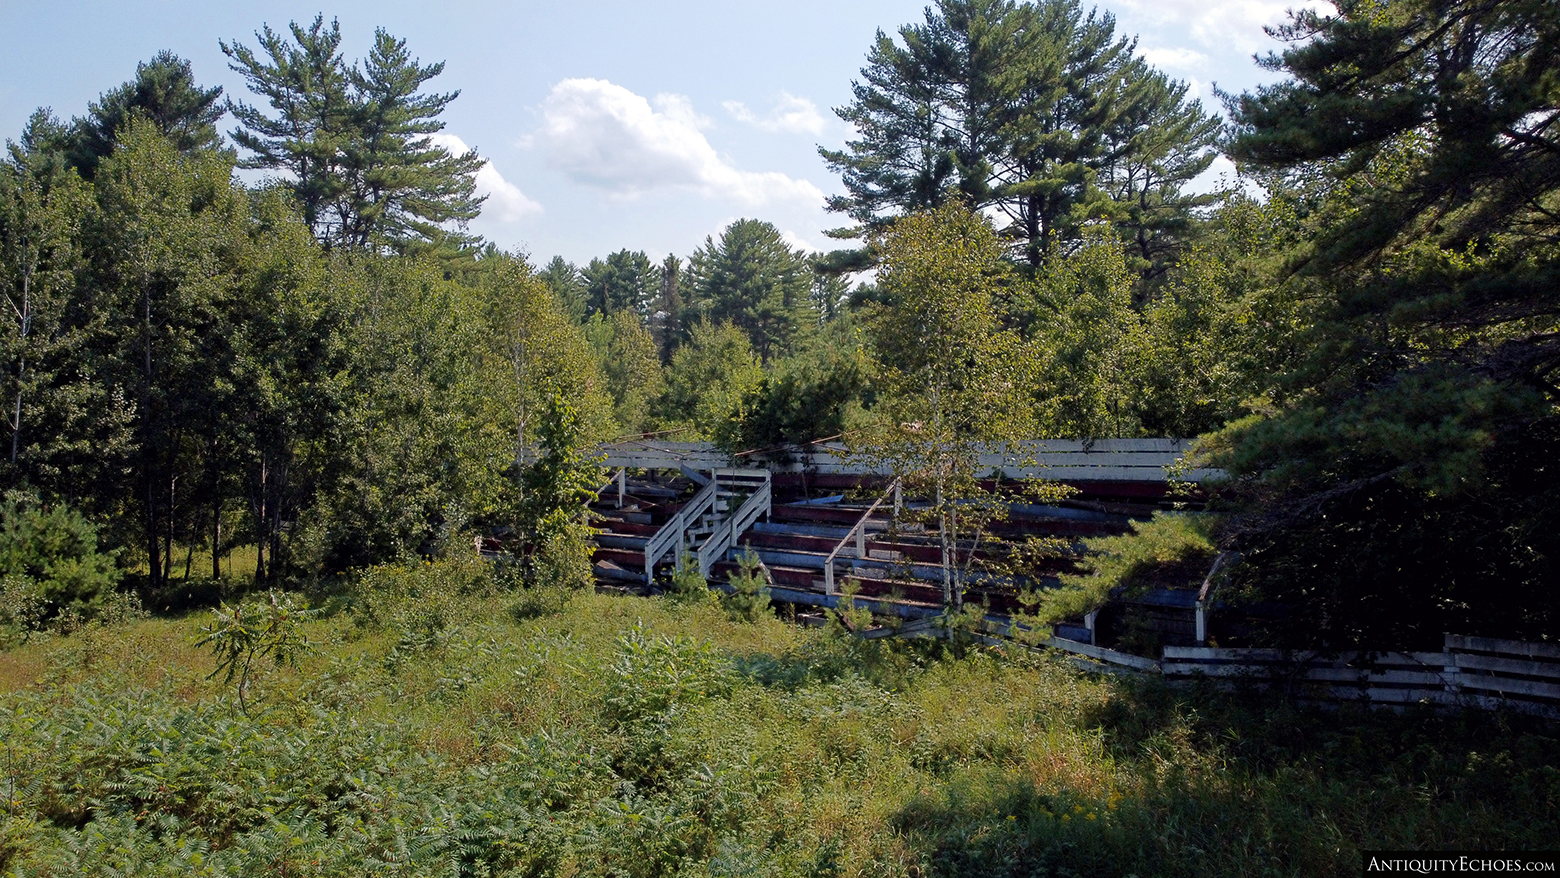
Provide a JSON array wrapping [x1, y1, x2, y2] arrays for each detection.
[[3, 0, 1557, 650]]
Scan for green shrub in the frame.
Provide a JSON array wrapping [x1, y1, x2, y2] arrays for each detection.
[[196, 590, 317, 714], [0, 495, 121, 622], [666, 552, 714, 604], [721, 547, 770, 622], [603, 623, 735, 727], [349, 555, 493, 632]]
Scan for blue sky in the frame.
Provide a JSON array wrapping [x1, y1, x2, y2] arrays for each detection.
[[1, 0, 1324, 266]]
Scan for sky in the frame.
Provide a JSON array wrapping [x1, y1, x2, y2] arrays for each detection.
[[0, 0, 1327, 266]]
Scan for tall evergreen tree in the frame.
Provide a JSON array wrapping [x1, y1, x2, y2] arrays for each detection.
[[539, 256, 587, 323], [333, 29, 485, 251], [54, 51, 226, 180], [686, 219, 813, 362], [222, 16, 484, 252], [1209, 0, 1560, 646], [654, 253, 683, 362], [580, 249, 656, 318], [823, 0, 1218, 272]]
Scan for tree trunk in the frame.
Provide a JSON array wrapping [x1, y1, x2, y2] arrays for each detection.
[[10, 238, 33, 466], [253, 458, 267, 584], [212, 499, 222, 580]]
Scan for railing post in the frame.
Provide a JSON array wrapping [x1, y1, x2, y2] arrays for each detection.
[[893, 481, 902, 516], [1085, 610, 1098, 646], [617, 467, 626, 508], [855, 524, 866, 558]]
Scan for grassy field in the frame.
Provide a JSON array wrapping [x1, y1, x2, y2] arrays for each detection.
[[1, 560, 1555, 876]]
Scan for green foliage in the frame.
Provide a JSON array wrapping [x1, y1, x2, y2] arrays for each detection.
[[516, 393, 601, 593], [2, 592, 1555, 875], [860, 203, 1038, 609], [0, 125, 98, 489], [222, 16, 485, 252], [666, 552, 714, 605], [196, 589, 316, 713], [0, 574, 46, 645], [1033, 513, 1216, 624], [1128, 194, 1310, 437], [581, 248, 657, 318], [686, 219, 815, 362], [655, 320, 764, 439], [823, 0, 1219, 274], [1025, 227, 1143, 438], [720, 547, 771, 623], [51, 51, 226, 181], [601, 310, 664, 435], [714, 320, 870, 457], [0, 495, 120, 619], [1204, 0, 1560, 645], [603, 622, 736, 726], [1218, 422, 1560, 649], [540, 255, 589, 323]]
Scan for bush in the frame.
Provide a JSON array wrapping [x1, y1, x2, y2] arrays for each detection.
[[0, 495, 121, 625], [720, 547, 770, 622], [666, 553, 713, 604], [349, 555, 494, 635]]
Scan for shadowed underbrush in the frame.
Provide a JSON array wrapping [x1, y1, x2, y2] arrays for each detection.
[[0, 560, 1554, 876]]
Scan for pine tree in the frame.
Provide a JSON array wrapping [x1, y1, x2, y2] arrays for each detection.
[[334, 29, 484, 251], [823, 0, 1218, 272], [1208, 0, 1560, 646], [222, 17, 483, 252], [653, 253, 683, 362], [56, 51, 226, 180], [686, 219, 813, 362], [580, 250, 656, 318], [539, 256, 587, 323], [222, 17, 351, 244]]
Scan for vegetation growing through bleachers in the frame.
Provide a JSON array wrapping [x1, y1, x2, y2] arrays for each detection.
[[1, 565, 1555, 875]]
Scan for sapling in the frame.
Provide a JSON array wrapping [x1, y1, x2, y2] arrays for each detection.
[[197, 590, 317, 714]]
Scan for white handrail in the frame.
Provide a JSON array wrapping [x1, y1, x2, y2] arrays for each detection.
[[697, 475, 772, 577], [823, 478, 900, 595], [643, 476, 720, 583]]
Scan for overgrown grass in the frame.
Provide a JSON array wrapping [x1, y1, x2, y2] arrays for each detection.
[[0, 561, 1554, 876]]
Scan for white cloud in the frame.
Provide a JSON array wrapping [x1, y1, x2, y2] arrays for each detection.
[[535, 78, 824, 206], [1140, 46, 1211, 72], [1114, 0, 1332, 54], [429, 133, 542, 221], [723, 92, 828, 136], [780, 229, 823, 253]]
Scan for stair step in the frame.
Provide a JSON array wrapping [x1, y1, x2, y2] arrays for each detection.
[[592, 547, 650, 568], [594, 560, 644, 584], [770, 505, 895, 526]]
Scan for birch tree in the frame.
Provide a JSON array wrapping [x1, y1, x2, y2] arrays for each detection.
[[860, 203, 1038, 611]]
